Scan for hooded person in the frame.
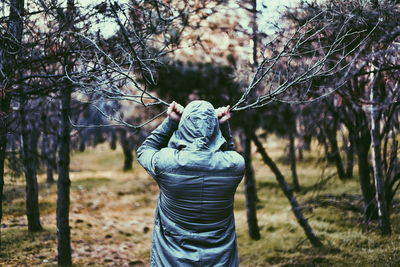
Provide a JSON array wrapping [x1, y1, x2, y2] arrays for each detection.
[[137, 100, 245, 267]]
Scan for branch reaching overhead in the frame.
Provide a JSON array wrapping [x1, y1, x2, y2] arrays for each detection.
[[66, 3, 381, 128], [230, 11, 380, 112]]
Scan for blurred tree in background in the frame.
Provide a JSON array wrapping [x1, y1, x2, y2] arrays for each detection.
[[0, 0, 399, 265]]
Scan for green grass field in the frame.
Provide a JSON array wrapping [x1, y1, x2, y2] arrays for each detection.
[[1, 138, 399, 266]]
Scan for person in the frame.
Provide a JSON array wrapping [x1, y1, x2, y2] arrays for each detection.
[[137, 100, 245, 266]]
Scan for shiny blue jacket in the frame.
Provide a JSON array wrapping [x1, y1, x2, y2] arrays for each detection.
[[137, 101, 245, 267]]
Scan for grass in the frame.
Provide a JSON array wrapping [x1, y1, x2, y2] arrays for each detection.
[[1, 141, 399, 266], [4, 199, 56, 217], [0, 228, 57, 266]]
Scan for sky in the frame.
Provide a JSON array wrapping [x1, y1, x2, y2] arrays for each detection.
[[258, 0, 302, 33], [80, 0, 303, 38]]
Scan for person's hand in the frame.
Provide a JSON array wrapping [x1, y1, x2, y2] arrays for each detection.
[[216, 105, 231, 124], [167, 101, 184, 122]]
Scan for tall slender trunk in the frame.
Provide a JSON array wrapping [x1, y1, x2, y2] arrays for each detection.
[[289, 131, 300, 191], [252, 134, 323, 247], [326, 120, 346, 179], [355, 133, 378, 221], [322, 137, 330, 162], [57, 83, 72, 266], [56, 0, 75, 264], [242, 132, 260, 240], [0, 0, 25, 247], [47, 162, 55, 184], [242, 0, 261, 240], [120, 129, 133, 171], [110, 129, 117, 150], [303, 135, 312, 151], [0, 115, 8, 248], [0, 96, 10, 248], [369, 71, 391, 235], [42, 134, 55, 184], [20, 98, 43, 231], [344, 133, 354, 178], [385, 131, 398, 211]]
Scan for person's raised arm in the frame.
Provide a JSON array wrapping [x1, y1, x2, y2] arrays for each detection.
[[137, 101, 184, 176], [216, 105, 236, 151]]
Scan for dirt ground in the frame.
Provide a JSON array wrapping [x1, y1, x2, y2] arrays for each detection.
[[2, 140, 400, 266]]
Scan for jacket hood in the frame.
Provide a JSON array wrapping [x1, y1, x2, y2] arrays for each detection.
[[168, 100, 226, 151]]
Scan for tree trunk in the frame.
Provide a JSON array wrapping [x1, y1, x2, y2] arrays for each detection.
[[326, 120, 346, 179], [41, 112, 55, 184], [355, 133, 378, 221], [369, 72, 391, 235], [122, 147, 133, 171], [0, 0, 25, 247], [110, 129, 117, 150], [20, 99, 43, 231], [242, 132, 260, 240], [47, 162, 55, 184], [289, 131, 300, 191], [78, 138, 85, 152], [344, 133, 354, 178], [321, 137, 330, 162], [0, 97, 10, 248], [303, 135, 312, 151], [252, 133, 323, 247], [42, 135, 55, 184], [384, 131, 398, 212], [120, 129, 133, 171], [0, 115, 7, 248], [57, 83, 72, 266], [56, 0, 75, 264]]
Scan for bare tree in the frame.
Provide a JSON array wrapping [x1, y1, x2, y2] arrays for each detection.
[[19, 97, 43, 231], [0, 0, 25, 247], [281, 0, 399, 233], [60, 2, 378, 248], [252, 133, 323, 247]]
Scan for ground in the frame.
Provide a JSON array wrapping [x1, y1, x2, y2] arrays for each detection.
[[1, 136, 399, 266]]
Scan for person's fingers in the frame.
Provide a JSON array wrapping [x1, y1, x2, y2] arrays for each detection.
[[216, 105, 231, 123], [225, 105, 230, 114], [167, 101, 178, 117], [176, 103, 184, 114], [222, 106, 228, 116], [216, 106, 230, 119], [167, 102, 173, 115]]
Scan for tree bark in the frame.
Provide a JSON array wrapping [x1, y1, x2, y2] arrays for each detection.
[[56, 0, 75, 265], [57, 83, 72, 266], [385, 131, 398, 211], [0, 98, 10, 248], [252, 133, 323, 247], [20, 99, 43, 231], [326, 119, 346, 179], [344, 133, 354, 178], [369, 71, 391, 235], [42, 134, 55, 184], [242, 132, 260, 240], [355, 131, 378, 221], [57, 82, 72, 266], [289, 131, 300, 191], [110, 129, 117, 150], [0, 0, 25, 247], [241, 0, 261, 241], [120, 129, 133, 171]]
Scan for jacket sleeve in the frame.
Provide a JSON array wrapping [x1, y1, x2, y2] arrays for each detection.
[[137, 117, 178, 177], [220, 121, 236, 151]]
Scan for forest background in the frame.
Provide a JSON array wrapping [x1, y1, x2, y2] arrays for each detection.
[[0, 0, 399, 266]]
